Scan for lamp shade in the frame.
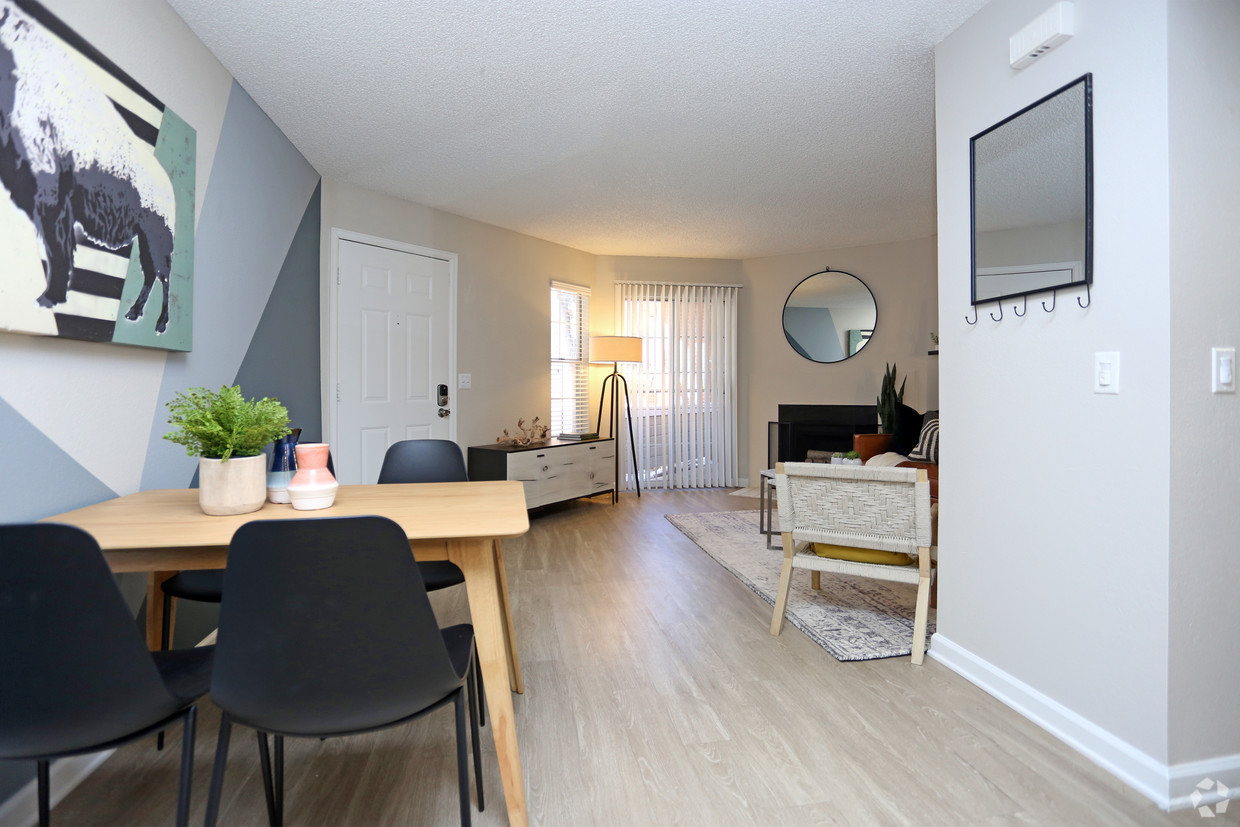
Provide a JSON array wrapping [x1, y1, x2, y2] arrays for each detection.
[[590, 336, 643, 364]]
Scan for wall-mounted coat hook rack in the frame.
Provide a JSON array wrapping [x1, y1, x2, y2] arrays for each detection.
[[1077, 281, 1091, 308], [1013, 296, 1027, 317], [990, 302, 1003, 322], [966, 305, 978, 325], [1042, 290, 1057, 312]]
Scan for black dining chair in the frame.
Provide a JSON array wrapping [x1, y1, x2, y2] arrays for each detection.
[[0, 523, 213, 827], [203, 516, 483, 827]]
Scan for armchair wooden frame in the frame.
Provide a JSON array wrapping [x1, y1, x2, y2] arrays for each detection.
[[770, 461, 934, 664]]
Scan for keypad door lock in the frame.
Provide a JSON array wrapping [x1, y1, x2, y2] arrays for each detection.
[[437, 383, 450, 406]]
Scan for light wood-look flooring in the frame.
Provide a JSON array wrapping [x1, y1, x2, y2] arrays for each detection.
[[53, 489, 1232, 825]]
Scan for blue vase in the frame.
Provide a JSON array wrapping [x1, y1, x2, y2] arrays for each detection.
[[266, 428, 301, 503]]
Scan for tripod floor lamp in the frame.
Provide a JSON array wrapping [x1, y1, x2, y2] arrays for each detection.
[[590, 336, 642, 502]]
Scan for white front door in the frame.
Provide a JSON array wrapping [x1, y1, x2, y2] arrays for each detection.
[[331, 234, 456, 484]]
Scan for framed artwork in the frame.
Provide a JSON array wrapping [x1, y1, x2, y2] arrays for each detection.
[[0, 0, 195, 351]]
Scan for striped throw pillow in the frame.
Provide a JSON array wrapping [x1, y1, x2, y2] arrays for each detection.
[[908, 418, 939, 464]]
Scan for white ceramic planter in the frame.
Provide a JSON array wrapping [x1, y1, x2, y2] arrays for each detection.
[[198, 454, 267, 516]]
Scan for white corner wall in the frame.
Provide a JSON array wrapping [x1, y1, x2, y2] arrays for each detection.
[[934, 0, 1177, 807], [1167, 0, 1240, 785]]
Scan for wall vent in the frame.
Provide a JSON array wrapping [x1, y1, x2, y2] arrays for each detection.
[[1010, 1, 1075, 69]]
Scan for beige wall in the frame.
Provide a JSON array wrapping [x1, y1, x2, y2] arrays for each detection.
[[741, 238, 939, 482], [319, 179, 597, 453]]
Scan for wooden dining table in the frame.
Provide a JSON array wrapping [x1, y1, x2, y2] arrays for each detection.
[[45, 481, 532, 827]]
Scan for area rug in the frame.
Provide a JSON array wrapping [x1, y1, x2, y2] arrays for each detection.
[[666, 510, 933, 661]]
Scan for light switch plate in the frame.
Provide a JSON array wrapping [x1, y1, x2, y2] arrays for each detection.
[[1212, 347, 1236, 393], [458, 373, 472, 390], [1094, 352, 1120, 394]]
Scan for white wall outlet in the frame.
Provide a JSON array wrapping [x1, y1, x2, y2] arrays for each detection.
[[1094, 352, 1120, 394], [458, 373, 472, 390], [1212, 347, 1236, 394]]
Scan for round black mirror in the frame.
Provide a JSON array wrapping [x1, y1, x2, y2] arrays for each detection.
[[782, 269, 877, 363]]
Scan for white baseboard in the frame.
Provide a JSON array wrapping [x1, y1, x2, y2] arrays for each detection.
[[0, 752, 114, 827], [930, 634, 1240, 813]]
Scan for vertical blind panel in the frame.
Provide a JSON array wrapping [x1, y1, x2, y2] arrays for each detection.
[[550, 285, 591, 435], [617, 282, 738, 490]]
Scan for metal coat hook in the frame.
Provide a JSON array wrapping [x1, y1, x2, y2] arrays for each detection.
[[965, 305, 978, 325], [1077, 280, 1091, 308], [1042, 290, 1057, 313], [1013, 296, 1027, 317], [990, 302, 1003, 322]]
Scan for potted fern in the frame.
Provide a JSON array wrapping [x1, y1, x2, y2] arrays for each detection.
[[164, 385, 291, 515]]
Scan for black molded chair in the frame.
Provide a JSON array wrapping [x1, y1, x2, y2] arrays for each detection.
[[160, 445, 470, 649], [377, 438, 471, 592], [0, 523, 213, 827], [377, 439, 490, 718], [203, 516, 483, 827]]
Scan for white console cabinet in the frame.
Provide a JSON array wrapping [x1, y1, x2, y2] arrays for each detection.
[[467, 439, 615, 509]]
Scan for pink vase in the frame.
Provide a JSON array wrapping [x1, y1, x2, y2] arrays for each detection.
[[287, 443, 338, 510]]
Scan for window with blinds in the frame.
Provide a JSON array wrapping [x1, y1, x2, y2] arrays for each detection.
[[550, 282, 591, 436]]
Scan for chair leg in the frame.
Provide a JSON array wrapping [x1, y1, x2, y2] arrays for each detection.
[[204, 713, 233, 827], [257, 732, 278, 827], [911, 546, 932, 666], [36, 760, 49, 827], [811, 570, 821, 591], [473, 648, 485, 728], [453, 689, 472, 827], [156, 593, 175, 751], [274, 735, 285, 826], [769, 535, 796, 635], [161, 592, 173, 650], [467, 656, 484, 811], [175, 706, 197, 827]]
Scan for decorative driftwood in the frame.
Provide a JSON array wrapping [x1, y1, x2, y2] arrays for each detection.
[[496, 416, 550, 447]]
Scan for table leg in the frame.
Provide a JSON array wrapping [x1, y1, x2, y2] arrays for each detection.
[[145, 571, 176, 650], [449, 538, 528, 827], [759, 479, 767, 537], [493, 540, 524, 694]]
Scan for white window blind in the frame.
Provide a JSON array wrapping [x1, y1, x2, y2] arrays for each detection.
[[550, 282, 591, 436], [616, 282, 739, 490]]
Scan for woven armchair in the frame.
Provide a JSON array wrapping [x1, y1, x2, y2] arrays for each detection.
[[771, 461, 934, 664]]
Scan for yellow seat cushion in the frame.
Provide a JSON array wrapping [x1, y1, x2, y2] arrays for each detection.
[[812, 543, 914, 566]]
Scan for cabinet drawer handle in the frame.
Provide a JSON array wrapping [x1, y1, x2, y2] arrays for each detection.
[[535, 453, 546, 458]]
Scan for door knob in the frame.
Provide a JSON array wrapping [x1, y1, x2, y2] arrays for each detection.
[[438, 408, 451, 418]]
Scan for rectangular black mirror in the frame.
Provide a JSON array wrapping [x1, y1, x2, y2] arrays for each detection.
[[971, 73, 1092, 305]]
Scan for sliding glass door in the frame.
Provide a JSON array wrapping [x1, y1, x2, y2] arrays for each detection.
[[616, 282, 739, 490]]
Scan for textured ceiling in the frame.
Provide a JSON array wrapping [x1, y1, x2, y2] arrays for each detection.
[[166, 0, 989, 259]]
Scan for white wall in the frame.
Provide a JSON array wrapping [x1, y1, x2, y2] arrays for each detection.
[[1167, 0, 1240, 770], [318, 179, 598, 453], [935, 0, 1175, 803]]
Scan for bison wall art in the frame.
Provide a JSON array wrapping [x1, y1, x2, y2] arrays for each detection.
[[0, 0, 194, 351]]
